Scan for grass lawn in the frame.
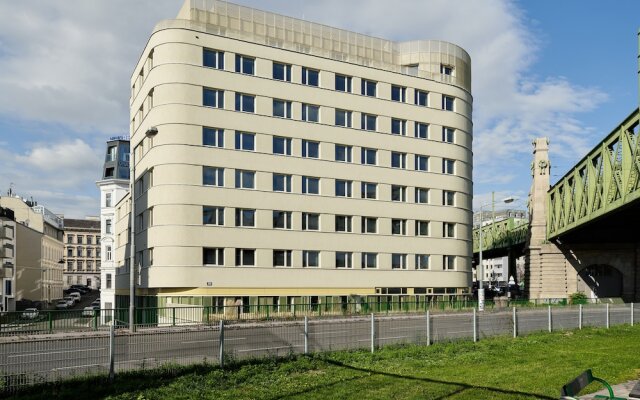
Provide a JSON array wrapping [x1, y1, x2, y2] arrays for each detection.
[[8, 325, 640, 400]]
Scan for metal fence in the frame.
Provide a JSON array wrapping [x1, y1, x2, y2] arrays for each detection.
[[0, 297, 600, 337], [1, 302, 636, 394]]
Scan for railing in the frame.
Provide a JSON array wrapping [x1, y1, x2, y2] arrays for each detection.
[[472, 217, 529, 253], [1, 302, 636, 394], [0, 298, 614, 336]]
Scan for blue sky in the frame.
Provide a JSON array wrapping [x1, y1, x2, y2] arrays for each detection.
[[0, 0, 638, 217]]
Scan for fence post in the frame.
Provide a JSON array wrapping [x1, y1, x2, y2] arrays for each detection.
[[631, 303, 634, 326], [426, 310, 431, 346], [93, 312, 98, 331], [579, 304, 582, 330], [606, 304, 610, 329], [304, 316, 309, 355], [473, 307, 477, 343], [172, 307, 176, 326], [108, 324, 115, 383], [548, 305, 552, 332], [219, 320, 225, 369], [512, 306, 517, 338], [370, 313, 375, 353]]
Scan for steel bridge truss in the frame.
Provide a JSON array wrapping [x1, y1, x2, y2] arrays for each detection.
[[547, 109, 640, 239], [472, 217, 529, 254]]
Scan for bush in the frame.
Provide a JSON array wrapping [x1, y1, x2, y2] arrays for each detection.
[[569, 292, 588, 305]]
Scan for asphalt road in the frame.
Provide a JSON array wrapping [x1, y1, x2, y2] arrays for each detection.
[[0, 304, 633, 390]]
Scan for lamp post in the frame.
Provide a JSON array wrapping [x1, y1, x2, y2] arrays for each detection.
[[477, 194, 515, 311], [129, 126, 158, 331]]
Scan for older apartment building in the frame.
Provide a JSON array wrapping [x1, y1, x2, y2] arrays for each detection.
[[114, 0, 473, 311], [63, 218, 101, 289]]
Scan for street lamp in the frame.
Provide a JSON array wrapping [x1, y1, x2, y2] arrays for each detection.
[[477, 194, 515, 311], [129, 126, 158, 331]]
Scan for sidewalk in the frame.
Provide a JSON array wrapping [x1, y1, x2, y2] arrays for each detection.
[[579, 380, 639, 399]]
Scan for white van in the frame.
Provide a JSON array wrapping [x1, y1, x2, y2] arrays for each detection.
[[69, 292, 81, 303]]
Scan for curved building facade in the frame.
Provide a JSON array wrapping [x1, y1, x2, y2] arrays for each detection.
[[116, 0, 473, 310]]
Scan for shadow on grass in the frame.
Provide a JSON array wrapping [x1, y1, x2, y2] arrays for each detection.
[[268, 358, 557, 400]]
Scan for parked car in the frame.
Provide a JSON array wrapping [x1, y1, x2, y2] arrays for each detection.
[[21, 308, 39, 319], [56, 300, 69, 309], [69, 292, 81, 303], [63, 297, 75, 307], [81, 307, 95, 317], [70, 285, 89, 294]]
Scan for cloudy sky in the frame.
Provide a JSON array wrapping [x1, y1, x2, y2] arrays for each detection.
[[0, 0, 638, 217]]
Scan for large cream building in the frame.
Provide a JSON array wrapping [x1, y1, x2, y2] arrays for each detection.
[[63, 218, 101, 289], [114, 0, 473, 311]]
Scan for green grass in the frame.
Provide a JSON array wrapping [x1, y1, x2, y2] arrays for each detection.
[[7, 325, 640, 400]]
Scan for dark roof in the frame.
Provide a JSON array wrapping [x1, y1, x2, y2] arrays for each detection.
[[63, 218, 100, 230]]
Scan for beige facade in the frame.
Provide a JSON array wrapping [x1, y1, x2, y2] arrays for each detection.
[[63, 218, 101, 289], [115, 0, 473, 307], [0, 196, 64, 304], [1, 207, 16, 312]]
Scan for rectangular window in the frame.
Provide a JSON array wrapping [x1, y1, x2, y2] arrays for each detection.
[[392, 219, 407, 235], [203, 247, 224, 265], [441, 64, 454, 76], [235, 170, 255, 189], [362, 217, 377, 233], [444, 222, 456, 238], [391, 152, 406, 169], [302, 140, 320, 158], [444, 255, 456, 270], [235, 54, 255, 75], [335, 215, 352, 232], [302, 250, 320, 267], [415, 90, 428, 106], [391, 119, 406, 135], [67, 234, 74, 244], [203, 206, 224, 225], [362, 252, 377, 269], [335, 180, 352, 197], [392, 254, 407, 270], [415, 155, 429, 171], [443, 96, 455, 111], [106, 273, 112, 289], [273, 136, 292, 155], [67, 248, 73, 257], [336, 252, 352, 268], [361, 79, 377, 97], [335, 109, 352, 127], [234, 132, 255, 151], [416, 254, 430, 270], [361, 182, 377, 199], [335, 144, 352, 162], [273, 99, 292, 118], [443, 191, 455, 206], [203, 88, 224, 108], [235, 93, 255, 113], [391, 85, 406, 102], [106, 245, 112, 261], [273, 211, 292, 229], [77, 260, 84, 271], [105, 219, 112, 234], [416, 220, 429, 236], [302, 67, 319, 86], [273, 250, 292, 267], [443, 159, 455, 174], [235, 249, 255, 266], [416, 188, 429, 203], [203, 48, 224, 69], [105, 193, 112, 208], [203, 166, 224, 186], [335, 74, 352, 92], [443, 127, 455, 143], [273, 62, 291, 81], [302, 104, 320, 122], [361, 148, 377, 165], [415, 122, 429, 139], [391, 185, 406, 202], [273, 173, 292, 192], [302, 212, 320, 231], [87, 236, 93, 245], [203, 127, 224, 147], [235, 208, 256, 227], [361, 113, 377, 131], [302, 176, 320, 194]]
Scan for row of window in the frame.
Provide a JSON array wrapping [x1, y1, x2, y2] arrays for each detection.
[[203, 247, 457, 270], [204, 166, 457, 204], [203, 88, 457, 140], [65, 260, 101, 271], [66, 246, 101, 258], [203, 207, 458, 237], [203, 49, 457, 111], [65, 234, 100, 245]]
